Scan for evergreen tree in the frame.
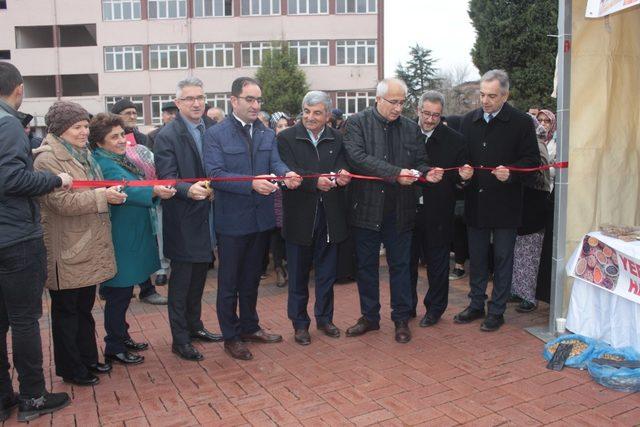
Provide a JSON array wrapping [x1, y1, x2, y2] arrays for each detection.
[[395, 44, 440, 114], [255, 45, 309, 115], [469, 0, 558, 110]]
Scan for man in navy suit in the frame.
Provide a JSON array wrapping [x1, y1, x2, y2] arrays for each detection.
[[203, 77, 301, 360]]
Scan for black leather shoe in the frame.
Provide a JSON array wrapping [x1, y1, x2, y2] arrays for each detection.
[[124, 339, 149, 351], [63, 372, 100, 386], [105, 351, 144, 365], [17, 392, 70, 422], [294, 329, 311, 345], [480, 314, 505, 332], [0, 392, 19, 422], [345, 317, 380, 337], [515, 301, 537, 313], [224, 340, 253, 360], [88, 362, 112, 374], [419, 313, 439, 327], [190, 329, 223, 342], [453, 306, 485, 324], [394, 320, 411, 343], [241, 329, 283, 343], [317, 322, 340, 338], [172, 343, 204, 361], [155, 274, 168, 286]]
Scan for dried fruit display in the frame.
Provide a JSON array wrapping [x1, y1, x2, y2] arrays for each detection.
[[599, 224, 640, 241], [574, 236, 620, 291]]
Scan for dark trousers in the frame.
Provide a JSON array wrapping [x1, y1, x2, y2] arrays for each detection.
[[410, 236, 450, 318], [103, 286, 134, 355], [467, 227, 517, 316], [453, 214, 469, 265], [138, 279, 156, 298], [167, 261, 207, 345], [270, 227, 286, 270], [0, 238, 47, 399], [353, 213, 413, 323], [217, 231, 269, 341], [286, 203, 337, 330], [49, 286, 98, 379]]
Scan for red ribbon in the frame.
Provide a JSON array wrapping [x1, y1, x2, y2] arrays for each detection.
[[71, 162, 568, 189]]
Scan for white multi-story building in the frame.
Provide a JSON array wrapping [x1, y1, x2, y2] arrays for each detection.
[[0, 0, 384, 127]]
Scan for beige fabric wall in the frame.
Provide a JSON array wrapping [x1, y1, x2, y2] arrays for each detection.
[[564, 1, 640, 308]]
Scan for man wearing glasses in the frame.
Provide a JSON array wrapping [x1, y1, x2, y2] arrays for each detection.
[[155, 77, 223, 362], [343, 78, 443, 344], [203, 77, 302, 361], [410, 91, 473, 328]]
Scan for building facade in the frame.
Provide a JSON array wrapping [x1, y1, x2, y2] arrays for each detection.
[[0, 0, 384, 128]]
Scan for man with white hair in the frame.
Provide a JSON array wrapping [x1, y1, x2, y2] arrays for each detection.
[[344, 78, 443, 344], [453, 69, 540, 332], [277, 90, 352, 346], [154, 76, 223, 362]]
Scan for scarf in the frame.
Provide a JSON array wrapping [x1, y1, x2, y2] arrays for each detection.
[[537, 109, 557, 143], [93, 147, 145, 178], [54, 135, 103, 180]]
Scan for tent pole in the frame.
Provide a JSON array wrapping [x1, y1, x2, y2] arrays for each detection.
[[549, 0, 572, 334]]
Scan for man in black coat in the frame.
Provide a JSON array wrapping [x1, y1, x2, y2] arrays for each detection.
[[277, 91, 352, 346], [344, 78, 444, 344], [154, 77, 223, 362], [410, 91, 473, 327], [454, 69, 540, 332]]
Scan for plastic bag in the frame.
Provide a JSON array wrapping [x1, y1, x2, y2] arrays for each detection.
[[587, 346, 640, 393], [543, 334, 597, 369]]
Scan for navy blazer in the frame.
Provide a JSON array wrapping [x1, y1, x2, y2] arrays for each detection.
[[203, 116, 289, 236]]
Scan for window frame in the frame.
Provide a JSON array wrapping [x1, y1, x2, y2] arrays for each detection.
[[150, 94, 175, 125], [102, 0, 142, 21], [288, 40, 329, 66], [335, 0, 377, 14], [240, 0, 281, 16], [336, 91, 375, 116], [336, 40, 377, 65], [206, 93, 232, 115], [240, 41, 274, 67], [149, 44, 189, 70], [193, 0, 233, 17], [104, 45, 144, 72], [148, 0, 187, 19], [287, 0, 328, 15], [194, 43, 234, 68]]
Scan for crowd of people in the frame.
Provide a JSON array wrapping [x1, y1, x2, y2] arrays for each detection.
[[0, 60, 557, 422]]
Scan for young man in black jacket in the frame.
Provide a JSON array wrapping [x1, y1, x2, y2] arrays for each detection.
[[454, 69, 540, 332], [0, 62, 72, 422], [277, 91, 352, 345]]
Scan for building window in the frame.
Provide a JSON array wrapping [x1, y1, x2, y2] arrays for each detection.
[[289, 41, 328, 66], [0, 1, 6, 9], [287, 0, 327, 14], [336, 40, 376, 65], [336, 0, 376, 14], [206, 93, 231, 114], [104, 46, 143, 72], [336, 91, 375, 115], [149, 44, 188, 69], [102, 0, 142, 21], [105, 96, 145, 125], [194, 43, 234, 68], [0, 50, 10, 60], [241, 42, 274, 67], [240, 0, 280, 16], [150, 94, 175, 125], [148, 0, 187, 19], [194, 0, 232, 16]]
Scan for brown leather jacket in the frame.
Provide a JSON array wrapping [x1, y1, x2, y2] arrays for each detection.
[[33, 135, 116, 290]]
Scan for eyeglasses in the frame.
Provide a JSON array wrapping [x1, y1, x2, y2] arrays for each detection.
[[178, 95, 206, 104], [382, 97, 406, 107], [419, 110, 441, 119], [538, 118, 551, 124], [237, 96, 265, 105]]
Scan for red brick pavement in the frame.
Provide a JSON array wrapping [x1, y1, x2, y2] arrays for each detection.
[[4, 263, 639, 426]]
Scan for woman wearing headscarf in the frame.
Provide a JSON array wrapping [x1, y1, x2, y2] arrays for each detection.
[[536, 109, 557, 184], [90, 113, 176, 365], [510, 116, 552, 313], [33, 101, 125, 386]]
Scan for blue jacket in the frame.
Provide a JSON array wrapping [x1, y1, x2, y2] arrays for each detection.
[[203, 116, 289, 236]]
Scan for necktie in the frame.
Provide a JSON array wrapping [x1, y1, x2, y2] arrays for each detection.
[[487, 113, 494, 123], [243, 124, 252, 137], [196, 123, 205, 138]]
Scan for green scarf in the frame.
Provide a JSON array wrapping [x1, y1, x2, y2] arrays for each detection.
[[93, 147, 145, 178], [54, 135, 103, 180]]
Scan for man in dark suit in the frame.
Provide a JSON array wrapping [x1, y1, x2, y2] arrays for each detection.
[[154, 77, 223, 361], [454, 69, 540, 331], [410, 91, 473, 327], [203, 77, 301, 361], [277, 90, 352, 346]]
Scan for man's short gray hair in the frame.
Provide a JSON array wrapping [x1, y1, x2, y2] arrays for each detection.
[[176, 76, 204, 98], [302, 90, 332, 112], [481, 69, 510, 93], [418, 90, 445, 109], [376, 78, 408, 97]]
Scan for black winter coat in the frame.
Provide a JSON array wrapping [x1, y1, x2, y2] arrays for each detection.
[[416, 123, 468, 248], [344, 106, 430, 233], [277, 123, 349, 246], [461, 103, 540, 229], [154, 113, 212, 263]]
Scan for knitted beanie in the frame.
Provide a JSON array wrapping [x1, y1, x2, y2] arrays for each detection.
[[44, 101, 90, 137], [111, 98, 136, 115]]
